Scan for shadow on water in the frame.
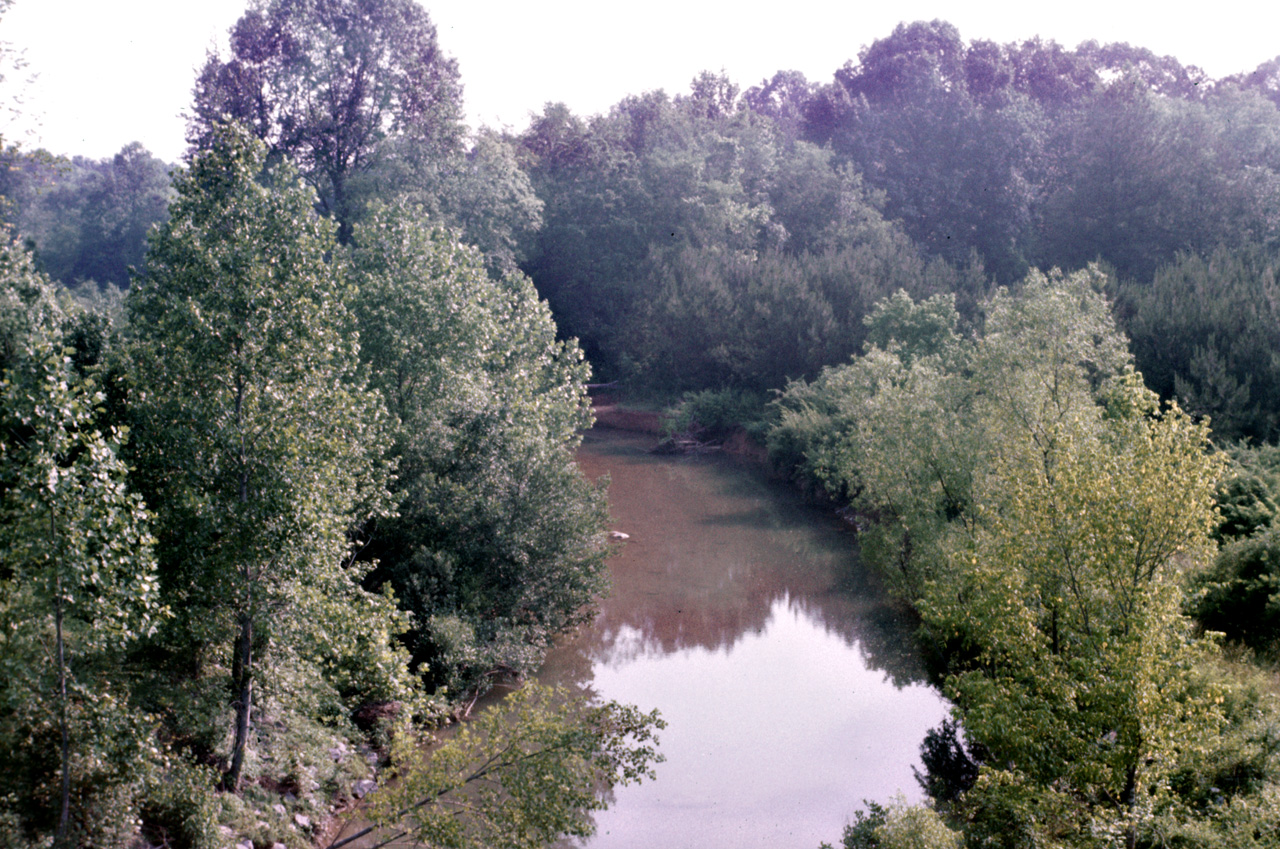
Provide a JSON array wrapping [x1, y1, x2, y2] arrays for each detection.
[[562, 430, 928, 684]]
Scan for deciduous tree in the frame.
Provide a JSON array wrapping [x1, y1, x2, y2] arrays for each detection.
[[330, 683, 663, 849], [127, 123, 396, 792], [190, 0, 465, 242], [349, 201, 607, 698]]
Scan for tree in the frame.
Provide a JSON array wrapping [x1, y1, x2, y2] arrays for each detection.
[[1035, 81, 1227, 281], [18, 143, 173, 289], [773, 271, 1241, 845], [327, 683, 663, 849], [935, 373, 1226, 847], [348, 201, 608, 697], [0, 236, 161, 845], [1118, 243, 1280, 442], [814, 23, 1044, 283], [127, 123, 396, 792], [360, 128, 545, 276], [836, 20, 967, 101], [1230, 55, 1280, 110], [190, 0, 465, 242]]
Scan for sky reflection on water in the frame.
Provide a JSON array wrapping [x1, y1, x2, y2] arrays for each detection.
[[538, 430, 951, 849]]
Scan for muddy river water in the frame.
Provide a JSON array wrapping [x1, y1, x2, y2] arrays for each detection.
[[534, 428, 951, 848]]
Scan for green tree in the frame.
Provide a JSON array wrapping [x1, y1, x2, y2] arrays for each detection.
[[1036, 81, 1228, 281], [770, 288, 978, 596], [772, 270, 1237, 845], [520, 79, 822, 377], [328, 683, 663, 849], [0, 236, 161, 846], [127, 123, 398, 792], [812, 21, 1044, 283], [1117, 243, 1280, 442], [190, 0, 465, 243], [349, 201, 608, 697], [17, 143, 173, 290], [936, 374, 1225, 846], [360, 128, 544, 276]]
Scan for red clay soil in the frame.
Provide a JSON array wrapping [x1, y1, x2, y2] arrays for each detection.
[[590, 401, 666, 435], [589, 398, 768, 462], [722, 428, 769, 464]]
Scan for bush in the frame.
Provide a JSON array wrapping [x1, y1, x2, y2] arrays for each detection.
[[665, 387, 772, 442], [1196, 524, 1280, 650], [139, 758, 221, 849]]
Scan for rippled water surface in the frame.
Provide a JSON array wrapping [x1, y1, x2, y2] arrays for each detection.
[[537, 428, 951, 849]]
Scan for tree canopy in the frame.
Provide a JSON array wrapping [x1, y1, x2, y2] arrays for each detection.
[[190, 0, 465, 242]]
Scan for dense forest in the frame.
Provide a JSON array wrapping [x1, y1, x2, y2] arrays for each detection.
[[5, 2, 1280, 847]]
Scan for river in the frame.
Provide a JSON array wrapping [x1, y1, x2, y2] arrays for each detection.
[[535, 428, 951, 848]]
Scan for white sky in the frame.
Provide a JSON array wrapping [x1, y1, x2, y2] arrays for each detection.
[[2, 0, 1278, 163]]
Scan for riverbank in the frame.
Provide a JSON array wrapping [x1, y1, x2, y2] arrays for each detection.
[[589, 394, 769, 464], [590, 394, 666, 434]]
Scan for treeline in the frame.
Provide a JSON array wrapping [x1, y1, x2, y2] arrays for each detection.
[[14, 21, 1280, 439], [512, 21, 1280, 439]]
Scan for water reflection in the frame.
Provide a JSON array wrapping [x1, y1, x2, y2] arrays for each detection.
[[538, 429, 951, 849]]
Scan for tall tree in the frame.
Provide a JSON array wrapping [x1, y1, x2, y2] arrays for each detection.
[[189, 0, 465, 242], [127, 123, 393, 792], [348, 201, 607, 696]]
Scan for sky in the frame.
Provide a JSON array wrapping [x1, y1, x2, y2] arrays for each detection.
[[1, 0, 1278, 164]]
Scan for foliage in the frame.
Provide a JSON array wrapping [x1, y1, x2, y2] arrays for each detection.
[[513, 23, 1280, 433], [137, 757, 221, 849], [770, 287, 979, 596], [914, 719, 981, 807], [773, 270, 1247, 845], [0, 235, 164, 845], [819, 21, 1043, 283], [190, 0, 465, 242], [828, 801, 885, 849], [363, 127, 545, 276], [826, 797, 958, 849], [126, 123, 409, 792], [799, 23, 1280, 286], [1117, 243, 1280, 442], [517, 77, 977, 382], [348, 201, 608, 697], [15, 143, 172, 289], [872, 798, 960, 849], [663, 387, 772, 442], [627, 238, 985, 394], [353, 683, 663, 849], [1214, 470, 1279, 544], [936, 377, 1226, 845], [1196, 525, 1280, 650]]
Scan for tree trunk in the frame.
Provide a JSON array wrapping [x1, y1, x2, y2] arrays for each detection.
[[331, 169, 352, 245], [224, 612, 254, 792], [224, 375, 255, 793], [52, 505, 72, 848], [55, 587, 71, 846]]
